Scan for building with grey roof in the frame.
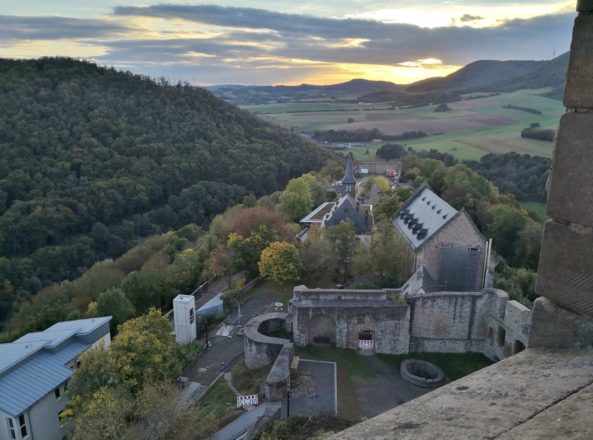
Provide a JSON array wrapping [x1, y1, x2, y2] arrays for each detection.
[[0, 317, 111, 440], [299, 153, 372, 239], [394, 185, 492, 292]]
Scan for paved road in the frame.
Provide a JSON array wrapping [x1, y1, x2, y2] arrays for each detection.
[[184, 294, 279, 386]]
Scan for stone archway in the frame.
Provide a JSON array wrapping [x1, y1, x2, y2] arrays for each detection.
[[308, 314, 336, 346]]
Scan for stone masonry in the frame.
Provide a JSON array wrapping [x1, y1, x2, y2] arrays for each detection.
[[291, 285, 529, 360]]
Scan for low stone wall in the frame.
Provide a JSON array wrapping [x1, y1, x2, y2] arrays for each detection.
[[265, 344, 293, 401], [400, 359, 445, 388], [244, 312, 291, 369]]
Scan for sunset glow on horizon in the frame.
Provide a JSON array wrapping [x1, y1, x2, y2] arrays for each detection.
[[0, 1, 575, 86]]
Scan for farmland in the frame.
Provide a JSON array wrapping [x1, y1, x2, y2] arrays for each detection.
[[243, 89, 564, 161]]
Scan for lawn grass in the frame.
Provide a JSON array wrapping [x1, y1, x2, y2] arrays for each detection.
[[295, 346, 374, 420], [194, 376, 241, 422], [376, 352, 493, 382], [520, 201, 547, 220], [231, 361, 270, 395]]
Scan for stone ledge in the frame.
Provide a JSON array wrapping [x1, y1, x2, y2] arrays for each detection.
[[565, 14, 593, 108], [529, 297, 593, 348], [536, 220, 593, 316], [327, 348, 593, 439]]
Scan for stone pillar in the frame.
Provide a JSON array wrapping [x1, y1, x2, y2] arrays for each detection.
[[529, 2, 593, 347]]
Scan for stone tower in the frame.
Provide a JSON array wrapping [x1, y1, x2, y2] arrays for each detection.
[[341, 152, 356, 197]]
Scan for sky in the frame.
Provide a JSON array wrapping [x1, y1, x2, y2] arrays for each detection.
[[0, 1, 577, 85]]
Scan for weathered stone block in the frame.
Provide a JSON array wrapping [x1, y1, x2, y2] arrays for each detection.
[[529, 297, 593, 348], [577, 0, 593, 12], [547, 113, 593, 227], [536, 220, 593, 317], [565, 14, 593, 108]]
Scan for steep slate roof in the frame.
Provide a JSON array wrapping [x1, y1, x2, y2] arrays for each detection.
[[393, 185, 458, 250], [342, 153, 356, 185], [0, 317, 111, 417], [300, 201, 336, 224]]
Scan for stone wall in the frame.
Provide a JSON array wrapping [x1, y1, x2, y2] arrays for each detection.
[[419, 211, 487, 291], [292, 286, 530, 360], [243, 312, 291, 369]]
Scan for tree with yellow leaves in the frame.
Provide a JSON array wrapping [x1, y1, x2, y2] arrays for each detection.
[[258, 241, 303, 284]]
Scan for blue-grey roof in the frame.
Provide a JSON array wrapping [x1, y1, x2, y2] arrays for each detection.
[[394, 186, 458, 249], [0, 316, 111, 417], [0, 342, 89, 417], [197, 293, 224, 315]]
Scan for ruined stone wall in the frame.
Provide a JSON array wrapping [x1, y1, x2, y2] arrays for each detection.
[[292, 302, 410, 354], [421, 212, 487, 290], [244, 312, 291, 369], [292, 286, 530, 360]]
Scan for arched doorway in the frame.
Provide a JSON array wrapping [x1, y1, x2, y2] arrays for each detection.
[[513, 340, 526, 354], [358, 330, 374, 351], [308, 314, 336, 346]]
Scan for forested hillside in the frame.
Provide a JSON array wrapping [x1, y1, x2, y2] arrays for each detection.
[[0, 58, 329, 326]]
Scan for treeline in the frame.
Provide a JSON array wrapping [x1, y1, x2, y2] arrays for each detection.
[[313, 128, 427, 143], [521, 123, 555, 142], [376, 145, 458, 167], [0, 57, 329, 325], [504, 104, 542, 114], [464, 153, 550, 203]]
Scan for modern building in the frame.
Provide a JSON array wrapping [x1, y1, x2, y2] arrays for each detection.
[[0, 317, 112, 440], [393, 185, 492, 292]]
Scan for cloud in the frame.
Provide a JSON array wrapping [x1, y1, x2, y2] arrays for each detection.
[[0, 4, 575, 85], [110, 4, 573, 65], [460, 14, 484, 22], [0, 15, 129, 41]]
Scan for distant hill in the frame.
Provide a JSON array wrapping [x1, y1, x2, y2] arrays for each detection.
[[0, 57, 330, 325], [207, 79, 402, 105], [407, 52, 569, 96], [210, 53, 569, 105]]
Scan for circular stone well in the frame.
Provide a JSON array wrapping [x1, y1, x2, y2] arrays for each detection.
[[400, 359, 445, 388]]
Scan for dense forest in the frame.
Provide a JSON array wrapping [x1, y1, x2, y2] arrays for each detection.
[[0, 58, 330, 326], [464, 153, 551, 203]]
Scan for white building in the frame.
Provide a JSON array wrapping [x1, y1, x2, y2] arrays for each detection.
[[0, 317, 112, 440]]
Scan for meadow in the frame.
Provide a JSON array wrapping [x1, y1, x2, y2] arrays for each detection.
[[243, 89, 564, 160]]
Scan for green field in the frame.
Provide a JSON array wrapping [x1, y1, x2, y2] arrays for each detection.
[[245, 89, 564, 160]]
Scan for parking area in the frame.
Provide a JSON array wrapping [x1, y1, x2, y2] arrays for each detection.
[[290, 359, 337, 417]]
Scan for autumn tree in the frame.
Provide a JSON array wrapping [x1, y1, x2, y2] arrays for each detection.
[[258, 241, 303, 284], [110, 308, 183, 392], [352, 220, 411, 287], [227, 225, 279, 277], [325, 221, 358, 281], [278, 174, 325, 222], [96, 288, 135, 332], [299, 227, 334, 282], [208, 248, 235, 289], [373, 186, 413, 223], [231, 206, 292, 241]]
